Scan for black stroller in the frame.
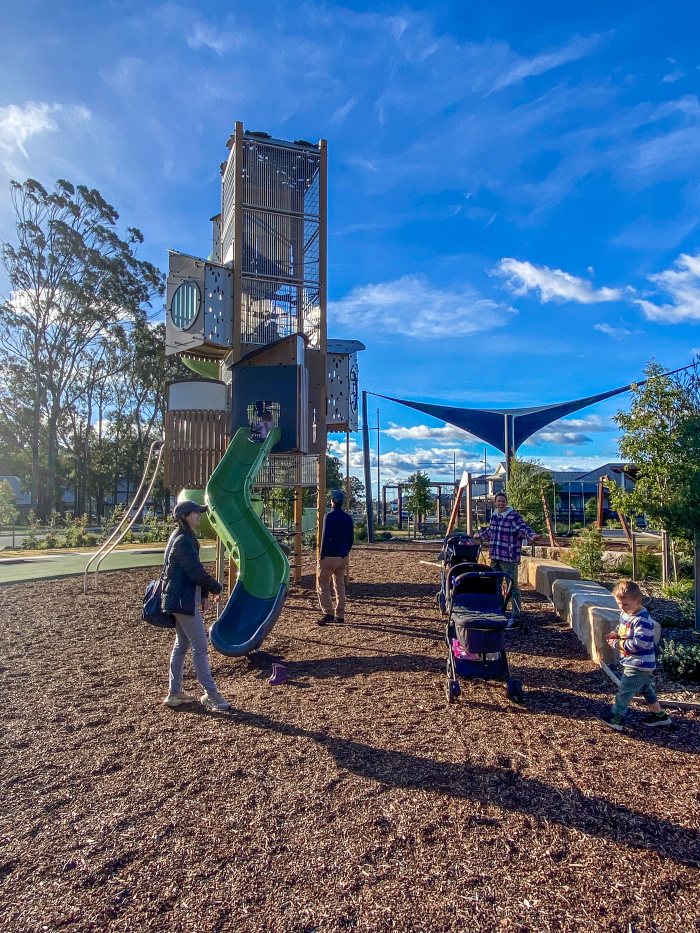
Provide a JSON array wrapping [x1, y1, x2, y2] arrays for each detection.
[[436, 532, 525, 705]]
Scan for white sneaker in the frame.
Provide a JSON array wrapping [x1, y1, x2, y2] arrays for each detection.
[[201, 691, 232, 711], [163, 690, 197, 707]]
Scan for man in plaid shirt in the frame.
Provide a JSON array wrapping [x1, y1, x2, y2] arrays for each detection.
[[475, 492, 543, 616]]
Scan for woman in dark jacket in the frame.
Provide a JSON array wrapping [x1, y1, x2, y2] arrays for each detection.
[[162, 500, 230, 711]]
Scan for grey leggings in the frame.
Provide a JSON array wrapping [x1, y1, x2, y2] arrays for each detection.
[[169, 605, 217, 695]]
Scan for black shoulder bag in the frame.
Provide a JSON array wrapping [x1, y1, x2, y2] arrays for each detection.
[[142, 536, 177, 629]]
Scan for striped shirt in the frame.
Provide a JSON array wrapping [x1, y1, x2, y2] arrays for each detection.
[[617, 608, 656, 670], [480, 506, 537, 564]]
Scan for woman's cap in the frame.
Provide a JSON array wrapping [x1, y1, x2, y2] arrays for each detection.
[[173, 500, 208, 520]]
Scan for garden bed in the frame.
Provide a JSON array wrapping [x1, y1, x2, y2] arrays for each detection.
[[1, 542, 699, 933]]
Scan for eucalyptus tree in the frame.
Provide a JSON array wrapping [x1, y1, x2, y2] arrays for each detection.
[[0, 178, 164, 517]]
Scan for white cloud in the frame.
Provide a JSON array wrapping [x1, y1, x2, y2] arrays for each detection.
[[329, 274, 514, 339], [491, 33, 601, 93], [0, 101, 91, 174], [527, 414, 614, 447], [494, 258, 624, 304], [662, 71, 685, 83], [594, 322, 635, 338], [0, 102, 60, 159], [635, 251, 700, 323], [330, 97, 358, 126], [382, 423, 470, 443]]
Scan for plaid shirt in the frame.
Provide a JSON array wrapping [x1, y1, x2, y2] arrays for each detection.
[[481, 507, 537, 563]]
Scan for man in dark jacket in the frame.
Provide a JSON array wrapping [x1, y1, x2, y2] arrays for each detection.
[[317, 489, 354, 625], [161, 500, 230, 711]]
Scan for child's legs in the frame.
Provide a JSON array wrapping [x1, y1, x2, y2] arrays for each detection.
[[611, 668, 654, 718], [640, 678, 661, 712]]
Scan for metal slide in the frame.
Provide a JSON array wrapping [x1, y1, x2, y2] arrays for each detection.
[[84, 439, 165, 593], [205, 427, 289, 656]]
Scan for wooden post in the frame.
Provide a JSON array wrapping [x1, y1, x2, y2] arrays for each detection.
[[631, 523, 637, 582], [293, 485, 303, 584], [540, 487, 556, 548], [465, 472, 473, 536], [446, 486, 464, 536], [397, 485, 403, 531], [317, 450, 326, 566], [382, 484, 387, 525], [661, 530, 671, 585], [617, 510, 633, 547]]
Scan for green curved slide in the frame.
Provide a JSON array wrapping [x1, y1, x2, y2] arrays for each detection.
[[205, 426, 289, 657]]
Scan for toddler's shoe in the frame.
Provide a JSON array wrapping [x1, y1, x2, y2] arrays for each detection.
[[163, 690, 197, 707], [597, 711, 624, 731], [641, 711, 672, 727]]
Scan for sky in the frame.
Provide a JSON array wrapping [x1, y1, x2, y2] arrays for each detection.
[[2, 0, 700, 486]]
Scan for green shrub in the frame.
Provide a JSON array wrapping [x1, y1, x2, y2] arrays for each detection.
[[354, 523, 368, 542], [658, 639, 700, 683], [377, 531, 392, 541], [569, 525, 605, 580], [302, 530, 317, 549], [21, 510, 40, 550], [614, 547, 661, 581], [662, 579, 693, 600]]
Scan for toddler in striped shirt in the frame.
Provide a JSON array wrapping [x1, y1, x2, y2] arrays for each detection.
[[597, 579, 671, 731]]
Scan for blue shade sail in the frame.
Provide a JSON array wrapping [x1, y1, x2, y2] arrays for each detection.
[[378, 382, 635, 454], [170, 280, 201, 330]]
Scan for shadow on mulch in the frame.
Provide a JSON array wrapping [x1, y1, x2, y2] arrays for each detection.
[[348, 582, 442, 600], [175, 704, 700, 869]]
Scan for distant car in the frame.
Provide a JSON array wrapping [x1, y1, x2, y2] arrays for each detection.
[[635, 515, 648, 529]]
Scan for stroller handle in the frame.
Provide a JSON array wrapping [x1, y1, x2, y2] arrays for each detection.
[[448, 570, 513, 614]]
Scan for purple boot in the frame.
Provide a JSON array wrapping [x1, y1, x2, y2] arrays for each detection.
[[268, 663, 287, 685]]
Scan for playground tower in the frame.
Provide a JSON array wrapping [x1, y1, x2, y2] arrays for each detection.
[[163, 123, 362, 583]]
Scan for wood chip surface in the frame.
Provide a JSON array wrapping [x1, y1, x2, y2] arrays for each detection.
[[1, 542, 699, 933]]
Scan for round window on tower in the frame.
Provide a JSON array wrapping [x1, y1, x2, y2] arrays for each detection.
[[170, 280, 201, 330]]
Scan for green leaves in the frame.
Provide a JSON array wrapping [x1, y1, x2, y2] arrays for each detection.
[[506, 457, 552, 535], [612, 359, 700, 538]]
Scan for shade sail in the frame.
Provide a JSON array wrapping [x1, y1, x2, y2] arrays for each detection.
[[378, 382, 635, 454]]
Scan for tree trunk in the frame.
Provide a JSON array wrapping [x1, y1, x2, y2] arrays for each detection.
[[31, 348, 41, 517]]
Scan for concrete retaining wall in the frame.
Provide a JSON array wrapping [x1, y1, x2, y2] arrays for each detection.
[[551, 578, 619, 664], [519, 556, 581, 601]]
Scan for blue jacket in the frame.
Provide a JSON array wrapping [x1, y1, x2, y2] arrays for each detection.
[[320, 507, 354, 559], [161, 527, 222, 616]]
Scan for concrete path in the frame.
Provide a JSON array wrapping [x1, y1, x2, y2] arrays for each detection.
[[0, 545, 217, 585]]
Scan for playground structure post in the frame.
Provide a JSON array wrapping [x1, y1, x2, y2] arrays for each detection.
[[465, 472, 473, 536], [361, 390, 375, 542], [397, 484, 403, 530], [293, 485, 303, 584]]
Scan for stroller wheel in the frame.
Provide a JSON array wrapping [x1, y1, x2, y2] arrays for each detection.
[[445, 679, 461, 704], [507, 678, 525, 704]]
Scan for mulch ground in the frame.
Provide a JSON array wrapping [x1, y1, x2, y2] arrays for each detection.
[[1, 542, 699, 933]]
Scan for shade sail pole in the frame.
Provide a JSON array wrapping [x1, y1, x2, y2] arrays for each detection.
[[362, 390, 375, 543]]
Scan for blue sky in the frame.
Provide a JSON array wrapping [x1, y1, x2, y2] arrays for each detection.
[[2, 0, 700, 484]]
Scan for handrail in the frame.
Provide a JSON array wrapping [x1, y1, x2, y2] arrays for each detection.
[[84, 439, 165, 593]]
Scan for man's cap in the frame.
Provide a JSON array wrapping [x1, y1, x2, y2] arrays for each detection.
[[330, 489, 345, 504], [173, 500, 208, 520]]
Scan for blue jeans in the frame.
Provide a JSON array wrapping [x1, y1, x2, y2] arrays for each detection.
[[490, 559, 522, 613], [611, 667, 658, 717], [169, 604, 218, 695]]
